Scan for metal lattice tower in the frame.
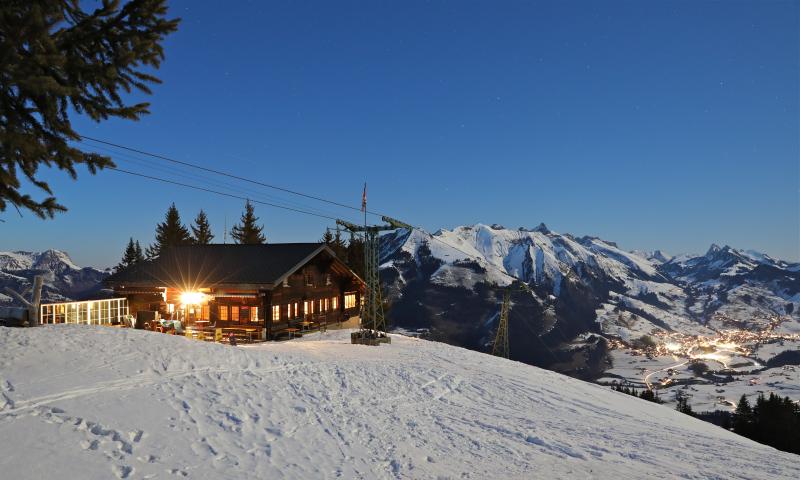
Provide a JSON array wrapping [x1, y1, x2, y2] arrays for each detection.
[[492, 288, 511, 358], [362, 228, 385, 332], [337, 216, 412, 336]]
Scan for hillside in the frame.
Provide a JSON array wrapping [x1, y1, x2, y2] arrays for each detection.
[[0, 326, 798, 479]]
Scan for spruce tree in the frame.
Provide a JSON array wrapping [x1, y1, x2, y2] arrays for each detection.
[[321, 229, 334, 245], [191, 210, 214, 244], [675, 391, 694, 416], [134, 241, 144, 263], [733, 394, 753, 436], [0, 1, 179, 218], [332, 229, 347, 259], [115, 238, 141, 272], [147, 203, 192, 257], [346, 231, 365, 278], [230, 200, 266, 244]]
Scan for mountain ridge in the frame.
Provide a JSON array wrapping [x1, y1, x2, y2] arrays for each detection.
[[0, 249, 110, 306], [378, 223, 799, 375]]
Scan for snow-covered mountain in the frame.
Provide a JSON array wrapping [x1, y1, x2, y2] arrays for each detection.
[[0, 250, 110, 306], [1, 326, 797, 479], [379, 224, 799, 375]]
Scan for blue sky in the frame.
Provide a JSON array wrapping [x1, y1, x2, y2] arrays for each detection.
[[2, 0, 798, 267]]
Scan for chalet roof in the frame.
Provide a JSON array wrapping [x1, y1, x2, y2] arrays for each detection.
[[105, 243, 359, 289]]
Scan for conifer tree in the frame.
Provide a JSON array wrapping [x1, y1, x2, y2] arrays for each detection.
[[346, 231, 365, 278], [115, 238, 142, 272], [0, 1, 179, 218], [230, 200, 266, 244], [733, 394, 753, 435], [332, 229, 347, 259], [147, 203, 192, 257], [675, 391, 694, 416], [191, 210, 214, 244], [134, 241, 144, 262], [321, 229, 334, 245]]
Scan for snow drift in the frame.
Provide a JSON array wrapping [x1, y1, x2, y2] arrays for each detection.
[[0, 326, 797, 479]]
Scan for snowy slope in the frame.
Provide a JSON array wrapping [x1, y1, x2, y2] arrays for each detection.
[[1, 326, 798, 480]]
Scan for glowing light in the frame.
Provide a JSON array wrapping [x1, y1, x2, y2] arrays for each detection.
[[179, 291, 206, 305]]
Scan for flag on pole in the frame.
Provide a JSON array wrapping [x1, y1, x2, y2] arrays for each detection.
[[361, 182, 367, 212]]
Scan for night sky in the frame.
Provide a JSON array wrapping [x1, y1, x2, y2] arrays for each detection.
[[2, 0, 798, 267]]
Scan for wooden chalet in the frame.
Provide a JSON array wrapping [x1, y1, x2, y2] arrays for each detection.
[[104, 243, 363, 340]]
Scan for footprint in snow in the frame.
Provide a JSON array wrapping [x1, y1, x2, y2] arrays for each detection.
[[112, 464, 133, 479]]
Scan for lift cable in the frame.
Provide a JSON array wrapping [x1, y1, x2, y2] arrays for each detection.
[[90, 143, 344, 219], [80, 135, 392, 218], [107, 167, 340, 221]]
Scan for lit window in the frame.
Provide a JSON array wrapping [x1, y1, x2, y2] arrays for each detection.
[[219, 305, 229, 321], [272, 305, 280, 321], [345, 293, 356, 309], [202, 305, 210, 320], [324, 298, 329, 311], [293, 302, 298, 318], [251, 306, 259, 322], [332, 296, 338, 310], [231, 306, 239, 322]]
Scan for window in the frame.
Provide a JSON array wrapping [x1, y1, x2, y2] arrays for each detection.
[[332, 296, 338, 310], [219, 305, 229, 321], [271, 305, 280, 322], [325, 274, 331, 286], [251, 306, 259, 322], [304, 270, 313, 286], [231, 306, 240, 322], [201, 305, 210, 320], [344, 293, 357, 309], [323, 298, 329, 312]]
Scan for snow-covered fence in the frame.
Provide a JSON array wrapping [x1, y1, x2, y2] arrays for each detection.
[[39, 298, 129, 326]]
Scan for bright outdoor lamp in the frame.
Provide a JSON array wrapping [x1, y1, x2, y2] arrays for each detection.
[[179, 291, 206, 305]]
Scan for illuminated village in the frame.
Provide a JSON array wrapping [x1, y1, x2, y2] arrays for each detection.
[[601, 313, 800, 412]]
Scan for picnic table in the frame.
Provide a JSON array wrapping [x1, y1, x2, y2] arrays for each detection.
[[221, 327, 260, 343], [285, 327, 300, 339], [299, 321, 314, 331]]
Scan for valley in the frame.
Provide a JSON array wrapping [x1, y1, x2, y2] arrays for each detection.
[[601, 315, 800, 411]]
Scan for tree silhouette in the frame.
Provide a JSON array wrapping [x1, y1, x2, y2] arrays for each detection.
[[191, 210, 214, 244], [115, 238, 144, 272], [0, 1, 179, 217], [147, 203, 191, 258], [230, 200, 265, 244]]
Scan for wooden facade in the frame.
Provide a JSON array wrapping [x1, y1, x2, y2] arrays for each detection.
[[106, 243, 363, 340]]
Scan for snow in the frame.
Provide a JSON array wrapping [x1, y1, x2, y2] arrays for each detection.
[[0, 249, 83, 272], [0, 251, 38, 271], [1, 325, 799, 480]]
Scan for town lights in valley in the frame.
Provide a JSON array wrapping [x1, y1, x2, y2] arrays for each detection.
[[179, 291, 206, 305]]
